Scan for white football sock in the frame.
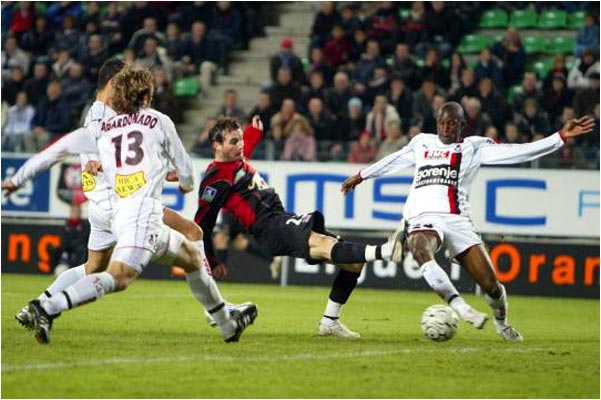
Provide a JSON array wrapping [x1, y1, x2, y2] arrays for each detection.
[[192, 240, 212, 276], [449, 296, 471, 317], [485, 284, 508, 325], [380, 242, 392, 259], [38, 264, 87, 301], [421, 260, 461, 303], [42, 272, 115, 316], [322, 299, 343, 324]]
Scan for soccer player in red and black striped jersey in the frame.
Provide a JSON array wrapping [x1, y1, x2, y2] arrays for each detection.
[[343, 101, 595, 341], [194, 116, 398, 338]]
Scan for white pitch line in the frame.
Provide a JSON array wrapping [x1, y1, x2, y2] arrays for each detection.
[[2, 347, 548, 372]]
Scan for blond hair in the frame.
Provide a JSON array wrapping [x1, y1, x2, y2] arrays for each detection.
[[112, 65, 154, 114]]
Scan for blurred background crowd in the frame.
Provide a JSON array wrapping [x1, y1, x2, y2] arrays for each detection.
[[1, 1, 599, 169]]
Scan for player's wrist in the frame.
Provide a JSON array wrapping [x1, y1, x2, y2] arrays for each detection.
[[558, 130, 567, 143]]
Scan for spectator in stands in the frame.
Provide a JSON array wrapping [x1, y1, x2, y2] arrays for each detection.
[[324, 71, 354, 120], [269, 66, 302, 110], [348, 130, 377, 163], [190, 117, 217, 157], [449, 68, 478, 102], [1, 64, 26, 105], [282, 118, 317, 162], [400, 1, 426, 51], [407, 123, 421, 140], [365, 65, 390, 105], [347, 27, 368, 65], [338, 96, 366, 143], [448, 53, 467, 96], [152, 66, 182, 123], [300, 71, 326, 113], [388, 74, 413, 132], [484, 125, 499, 141], [474, 47, 504, 92], [476, 77, 508, 131], [8, 1, 34, 40], [353, 39, 386, 85], [502, 122, 521, 144], [24, 62, 49, 107], [462, 96, 491, 137], [83, 2, 102, 27], [209, 1, 243, 74], [247, 91, 276, 137], [573, 72, 599, 116], [306, 97, 335, 142], [418, 1, 462, 58], [422, 94, 446, 132], [178, 21, 215, 89], [102, 2, 125, 55], [391, 43, 418, 90], [2, 36, 30, 81], [77, 19, 102, 61], [307, 46, 335, 85], [515, 98, 550, 141], [164, 23, 184, 62], [270, 98, 308, 144], [542, 74, 573, 121], [81, 34, 107, 84], [179, 1, 212, 31], [128, 17, 164, 54], [542, 137, 588, 169], [417, 47, 450, 89], [45, 1, 83, 29], [567, 49, 600, 89], [270, 37, 305, 86], [340, 4, 362, 39], [554, 106, 575, 132], [365, 94, 401, 142], [29, 81, 72, 151], [61, 63, 92, 118], [20, 16, 54, 57], [53, 15, 82, 57], [120, 2, 158, 49], [575, 13, 600, 59], [513, 72, 542, 113], [2, 91, 34, 152], [413, 79, 446, 126], [492, 27, 526, 87], [52, 50, 74, 81], [215, 88, 246, 121], [377, 120, 407, 159], [365, 1, 401, 54], [543, 54, 569, 89], [136, 37, 171, 79], [323, 24, 351, 69], [310, 1, 340, 49]]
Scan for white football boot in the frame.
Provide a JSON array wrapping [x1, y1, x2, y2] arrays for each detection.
[[317, 319, 361, 338]]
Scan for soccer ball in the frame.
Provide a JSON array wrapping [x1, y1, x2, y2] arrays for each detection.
[[421, 304, 459, 342]]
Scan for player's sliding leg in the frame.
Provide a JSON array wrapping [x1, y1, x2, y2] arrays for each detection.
[[317, 264, 362, 339], [407, 232, 488, 329], [455, 245, 523, 342], [15, 248, 113, 330], [308, 232, 393, 265]]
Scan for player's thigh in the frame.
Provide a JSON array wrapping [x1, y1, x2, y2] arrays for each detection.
[[162, 207, 203, 241], [455, 243, 499, 293]]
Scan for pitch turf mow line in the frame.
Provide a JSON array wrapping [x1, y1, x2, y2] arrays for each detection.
[[3, 347, 547, 372]]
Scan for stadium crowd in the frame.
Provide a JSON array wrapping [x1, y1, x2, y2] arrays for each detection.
[[1, 1, 599, 169]]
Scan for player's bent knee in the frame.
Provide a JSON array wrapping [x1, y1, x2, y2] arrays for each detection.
[[339, 263, 363, 273], [173, 241, 201, 273], [309, 232, 337, 260]]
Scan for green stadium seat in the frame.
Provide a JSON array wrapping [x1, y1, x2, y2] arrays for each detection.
[[479, 9, 509, 28], [399, 8, 410, 19], [546, 36, 576, 55], [568, 11, 586, 29], [301, 57, 310, 74], [507, 85, 523, 103], [457, 34, 487, 54], [522, 36, 547, 55], [537, 10, 568, 29], [527, 58, 554, 79], [509, 9, 538, 29], [484, 33, 504, 47], [174, 77, 199, 97]]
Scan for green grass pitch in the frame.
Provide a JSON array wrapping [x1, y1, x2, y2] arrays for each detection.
[[2, 273, 599, 398]]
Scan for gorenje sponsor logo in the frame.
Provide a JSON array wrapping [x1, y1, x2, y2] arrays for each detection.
[[415, 165, 458, 188]]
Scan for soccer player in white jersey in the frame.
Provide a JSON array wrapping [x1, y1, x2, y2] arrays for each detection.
[[342, 101, 594, 342], [17, 65, 257, 344], [3, 59, 232, 330]]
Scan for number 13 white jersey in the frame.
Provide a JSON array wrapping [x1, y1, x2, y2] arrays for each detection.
[[359, 132, 565, 220]]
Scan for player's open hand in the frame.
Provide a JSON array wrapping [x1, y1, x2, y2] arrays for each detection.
[[84, 160, 103, 175], [166, 170, 179, 182], [561, 116, 595, 139], [251, 115, 263, 131], [341, 173, 364, 195], [212, 263, 228, 279], [1, 179, 18, 197]]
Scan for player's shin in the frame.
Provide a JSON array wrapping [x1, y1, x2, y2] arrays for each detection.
[[42, 272, 115, 316], [322, 268, 359, 321], [38, 264, 87, 302], [330, 241, 385, 264], [485, 283, 508, 325]]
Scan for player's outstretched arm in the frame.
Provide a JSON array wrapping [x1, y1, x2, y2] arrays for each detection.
[[341, 173, 364, 195], [560, 116, 595, 139]]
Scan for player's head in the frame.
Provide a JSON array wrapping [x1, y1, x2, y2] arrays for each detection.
[[209, 118, 244, 161], [112, 65, 154, 114], [98, 59, 126, 90], [436, 101, 465, 144]]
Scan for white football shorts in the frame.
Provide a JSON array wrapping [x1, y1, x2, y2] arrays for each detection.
[[406, 213, 483, 258], [87, 202, 117, 251]]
